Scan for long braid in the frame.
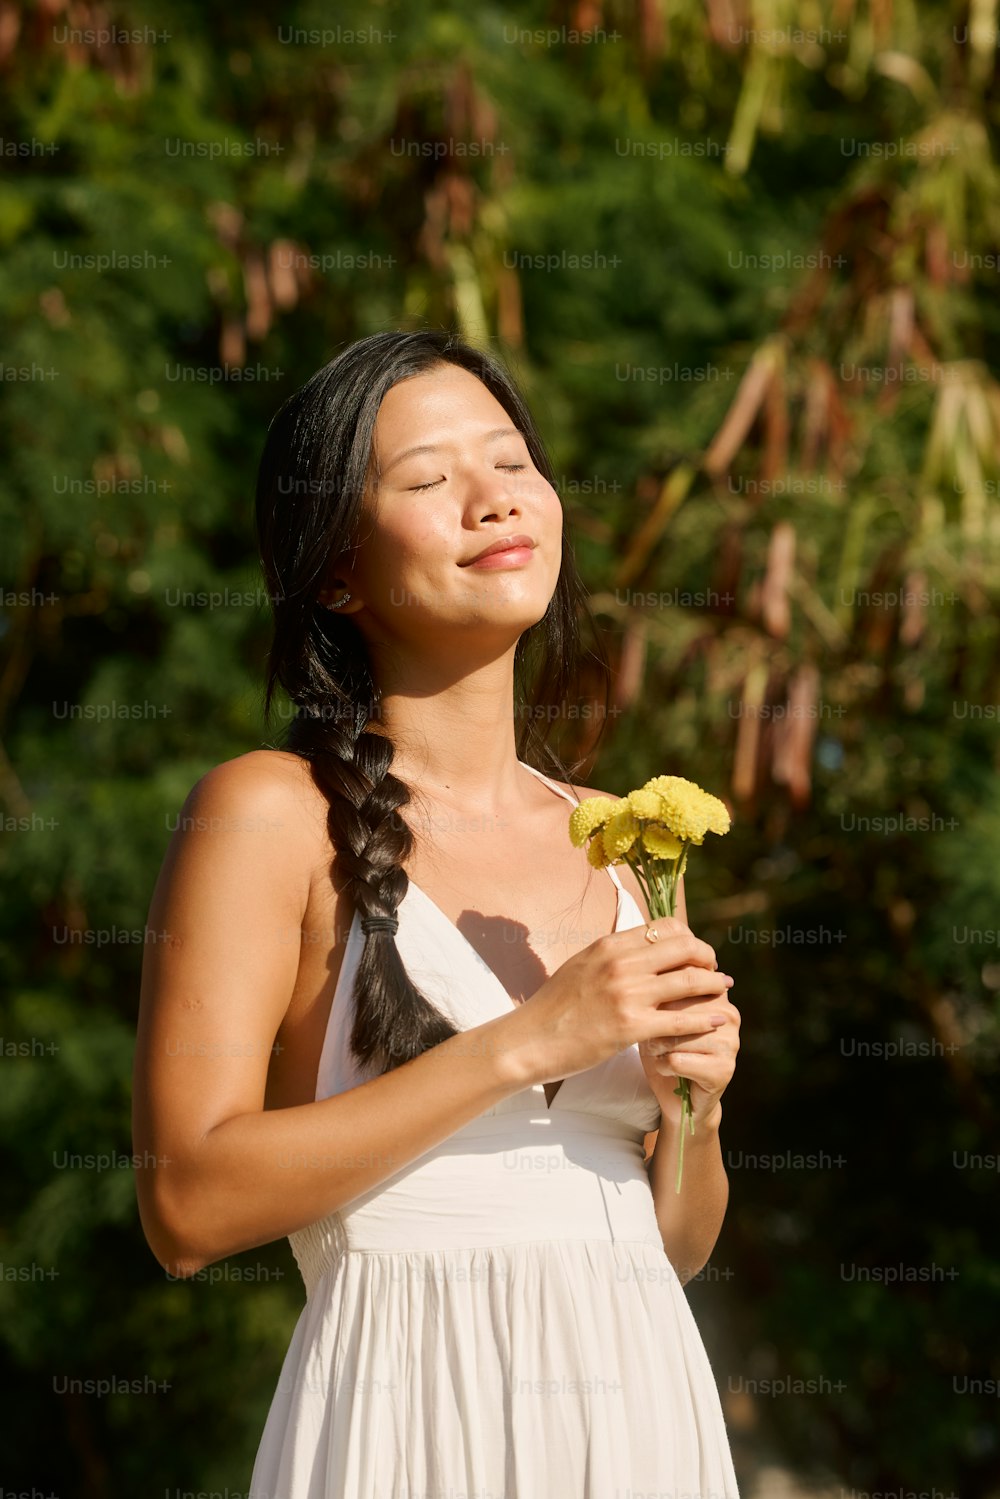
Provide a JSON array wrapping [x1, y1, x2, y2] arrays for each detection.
[[299, 712, 459, 1074]]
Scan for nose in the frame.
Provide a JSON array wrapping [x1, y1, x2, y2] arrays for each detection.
[[468, 466, 525, 522]]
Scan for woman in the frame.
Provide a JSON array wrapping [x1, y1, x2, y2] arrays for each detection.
[[132, 328, 742, 1497]]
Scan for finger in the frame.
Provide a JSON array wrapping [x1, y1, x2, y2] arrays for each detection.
[[645, 1019, 726, 1049], [637, 987, 734, 1042], [666, 1035, 737, 1066], [644, 1056, 718, 1088], [657, 992, 736, 1020], [654, 967, 734, 1007], [647, 1055, 726, 1096], [641, 1013, 730, 1043], [637, 925, 718, 971], [648, 1029, 727, 1055]]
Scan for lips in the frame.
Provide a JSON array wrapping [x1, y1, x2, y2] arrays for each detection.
[[460, 534, 536, 566]]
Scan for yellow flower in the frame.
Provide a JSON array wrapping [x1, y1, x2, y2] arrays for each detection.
[[626, 788, 664, 819], [585, 829, 612, 868], [642, 776, 730, 845], [568, 796, 620, 848], [641, 824, 683, 860], [602, 807, 640, 857]]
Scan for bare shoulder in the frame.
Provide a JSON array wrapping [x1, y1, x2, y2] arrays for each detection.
[[170, 749, 331, 903], [182, 748, 327, 834]]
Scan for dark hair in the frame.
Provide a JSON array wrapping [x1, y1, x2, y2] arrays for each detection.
[[255, 328, 610, 1078]]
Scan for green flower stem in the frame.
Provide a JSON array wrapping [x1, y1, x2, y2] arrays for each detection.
[[617, 834, 694, 1192]]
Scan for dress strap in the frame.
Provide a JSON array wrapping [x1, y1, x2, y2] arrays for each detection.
[[519, 761, 627, 895], [519, 759, 578, 806]]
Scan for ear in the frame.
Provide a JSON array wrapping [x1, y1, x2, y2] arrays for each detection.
[[317, 566, 363, 614], [317, 578, 346, 607]]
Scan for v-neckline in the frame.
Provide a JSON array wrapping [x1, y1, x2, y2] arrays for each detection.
[[398, 761, 626, 1111], [402, 878, 624, 1111], [403, 874, 624, 1015]]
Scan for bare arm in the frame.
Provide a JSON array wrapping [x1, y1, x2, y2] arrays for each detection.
[[132, 755, 534, 1279], [646, 1102, 728, 1285]]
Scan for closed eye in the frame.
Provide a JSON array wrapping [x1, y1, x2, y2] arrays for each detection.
[[409, 463, 526, 494]]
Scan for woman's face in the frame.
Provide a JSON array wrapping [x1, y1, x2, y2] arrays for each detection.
[[331, 363, 563, 659]]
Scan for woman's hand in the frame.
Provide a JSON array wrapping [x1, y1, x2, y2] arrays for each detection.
[[503, 913, 736, 1094], [637, 917, 740, 1129]]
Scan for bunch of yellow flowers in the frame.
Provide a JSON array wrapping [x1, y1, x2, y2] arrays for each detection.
[[567, 775, 731, 1191], [570, 775, 730, 871]]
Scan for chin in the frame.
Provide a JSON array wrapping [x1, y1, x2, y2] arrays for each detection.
[[447, 597, 552, 636]]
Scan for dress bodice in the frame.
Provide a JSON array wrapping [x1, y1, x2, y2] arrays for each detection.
[[311, 760, 662, 1135]]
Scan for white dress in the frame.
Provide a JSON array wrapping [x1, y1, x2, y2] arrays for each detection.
[[249, 761, 741, 1498]]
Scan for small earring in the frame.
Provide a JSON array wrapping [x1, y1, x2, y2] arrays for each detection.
[[326, 592, 352, 610]]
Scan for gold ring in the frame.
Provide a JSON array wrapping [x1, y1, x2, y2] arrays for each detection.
[[644, 925, 660, 943]]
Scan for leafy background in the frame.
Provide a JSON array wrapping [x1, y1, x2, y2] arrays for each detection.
[[2, 0, 999, 1494]]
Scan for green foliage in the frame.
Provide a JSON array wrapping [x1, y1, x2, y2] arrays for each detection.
[[2, 1, 999, 1494]]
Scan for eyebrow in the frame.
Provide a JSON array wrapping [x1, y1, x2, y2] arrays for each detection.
[[381, 426, 523, 476]]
